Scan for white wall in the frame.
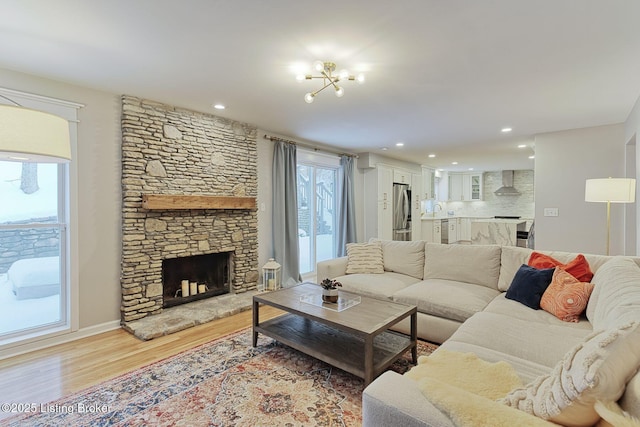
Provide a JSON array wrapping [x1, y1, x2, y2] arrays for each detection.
[[0, 69, 122, 333], [534, 124, 627, 254], [625, 95, 640, 254]]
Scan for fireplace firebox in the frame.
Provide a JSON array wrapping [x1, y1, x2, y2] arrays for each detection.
[[162, 252, 232, 308]]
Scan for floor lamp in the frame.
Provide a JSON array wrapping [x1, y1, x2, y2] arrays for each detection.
[[585, 177, 636, 255]]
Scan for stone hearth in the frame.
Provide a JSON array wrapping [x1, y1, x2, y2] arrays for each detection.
[[122, 290, 257, 340], [120, 95, 259, 331]]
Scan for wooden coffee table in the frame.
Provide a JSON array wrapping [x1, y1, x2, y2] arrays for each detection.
[[252, 282, 417, 386]]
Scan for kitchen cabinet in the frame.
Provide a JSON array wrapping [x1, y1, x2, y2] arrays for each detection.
[[411, 173, 422, 239], [363, 165, 393, 241], [393, 169, 411, 184], [463, 174, 483, 200], [457, 217, 471, 242], [421, 166, 436, 200], [447, 219, 458, 243], [449, 172, 483, 201], [448, 174, 464, 201], [421, 219, 442, 243]]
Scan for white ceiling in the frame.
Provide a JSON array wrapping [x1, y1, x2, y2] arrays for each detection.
[[1, 0, 640, 172]]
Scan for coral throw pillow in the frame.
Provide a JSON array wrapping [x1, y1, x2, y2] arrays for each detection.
[[541, 268, 594, 322], [528, 252, 594, 282]]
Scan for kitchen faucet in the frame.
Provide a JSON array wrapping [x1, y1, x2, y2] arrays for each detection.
[[432, 203, 443, 218]]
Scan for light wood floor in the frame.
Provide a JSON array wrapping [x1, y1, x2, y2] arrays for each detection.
[[0, 306, 283, 417]]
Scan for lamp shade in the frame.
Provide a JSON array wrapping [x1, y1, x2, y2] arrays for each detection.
[[0, 104, 71, 163], [585, 178, 636, 203]]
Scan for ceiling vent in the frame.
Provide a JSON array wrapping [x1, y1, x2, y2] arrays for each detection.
[[494, 170, 521, 196]]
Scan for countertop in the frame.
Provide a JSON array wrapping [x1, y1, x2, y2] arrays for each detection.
[[421, 216, 530, 223]]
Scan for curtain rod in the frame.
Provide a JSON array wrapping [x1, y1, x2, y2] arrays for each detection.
[[263, 134, 358, 158]]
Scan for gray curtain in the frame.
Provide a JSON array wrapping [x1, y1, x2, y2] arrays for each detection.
[[336, 155, 357, 257], [272, 140, 301, 286]]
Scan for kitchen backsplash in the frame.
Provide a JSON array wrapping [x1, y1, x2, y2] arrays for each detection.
[[442, 170, 535, 219]]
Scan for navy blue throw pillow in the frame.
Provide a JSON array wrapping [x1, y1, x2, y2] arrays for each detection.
[[505, 264, 555, 309]]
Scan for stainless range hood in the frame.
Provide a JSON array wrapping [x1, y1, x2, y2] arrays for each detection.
[[494, 170, 521, 196]]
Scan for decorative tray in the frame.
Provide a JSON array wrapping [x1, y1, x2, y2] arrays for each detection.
[[299, 293, 361, 312]]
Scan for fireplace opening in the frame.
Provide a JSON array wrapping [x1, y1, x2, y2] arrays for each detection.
[[162, 252, 232, 308]]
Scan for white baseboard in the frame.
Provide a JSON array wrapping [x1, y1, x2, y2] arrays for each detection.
[[0, 320, 121, 360]]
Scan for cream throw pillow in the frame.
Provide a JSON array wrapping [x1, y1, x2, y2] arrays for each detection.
[[501, 321, 640, 427], [345, 241, 384, 274]]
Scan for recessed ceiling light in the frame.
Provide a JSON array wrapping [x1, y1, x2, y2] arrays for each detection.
[[213, 104, 226, 110], [468, 168, 474, 171], [518, 144, 527, 148], [529, 155, 535, 159], [501, 127, 512, 133], [452, 161, 458, 165], [428, 154, 436, 158], [395, 142, 404, 147], [381, 147, 388, 151]]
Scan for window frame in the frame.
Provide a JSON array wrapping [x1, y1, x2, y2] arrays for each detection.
[[0, 87, 81, 349]]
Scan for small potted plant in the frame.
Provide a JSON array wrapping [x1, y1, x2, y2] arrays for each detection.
[[320, 278, 342, 303]]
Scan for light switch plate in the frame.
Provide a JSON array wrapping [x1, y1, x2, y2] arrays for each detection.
[[544, 208, 559, 217]]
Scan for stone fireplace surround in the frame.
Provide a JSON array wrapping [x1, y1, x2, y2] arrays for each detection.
[[120, 95, 259, 336]]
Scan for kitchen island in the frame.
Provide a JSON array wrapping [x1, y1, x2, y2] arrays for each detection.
[[470, 218, 527, 246]]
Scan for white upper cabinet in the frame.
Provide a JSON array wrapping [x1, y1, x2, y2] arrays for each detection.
[[393, 168, 411, 184], [448, 172, 483, 201], [421, 166, 436, 200]]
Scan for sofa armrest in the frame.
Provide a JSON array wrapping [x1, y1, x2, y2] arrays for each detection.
[[316, 256, 348, 280], [362, 371, 454, 427]]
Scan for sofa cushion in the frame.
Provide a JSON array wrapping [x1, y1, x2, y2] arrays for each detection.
[[499, 246, 534, 291], [423, 243, 501, 290], [484, 294, 592, 330], [540, 268, 594, 323], [501, 321, 640, 427], [529, 252, 594, 282], [446, 311, 591, 369], [587, 257, 640, 330], [345, 241, 384, 274], [439, 341, 553, 384], [392, 279, 499, 323], [372, 239, 425, 280], [333, 271, 419, 300], [505, 265, 555, 309]]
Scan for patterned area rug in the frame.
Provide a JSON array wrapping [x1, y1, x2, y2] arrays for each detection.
[[4, 328, 437, 427]]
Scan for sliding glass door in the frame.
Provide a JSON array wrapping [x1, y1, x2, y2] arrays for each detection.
[[297, 157, 338, 276]]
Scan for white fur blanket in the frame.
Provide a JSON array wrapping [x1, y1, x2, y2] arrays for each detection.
[[405, 349, 558, 427]]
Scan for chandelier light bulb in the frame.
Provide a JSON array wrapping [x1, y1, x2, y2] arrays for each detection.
[[339, 69, 349, 80], [313, 60, 325, 72], [296, 74, 305, 82], [356, 73, 365, 84], [335, 87, 344, 97], [304, 93, 315, 103]]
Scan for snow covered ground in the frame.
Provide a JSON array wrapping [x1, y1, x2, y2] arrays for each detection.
[[0, 274, 60, 335], [0, 161, 60, 336]]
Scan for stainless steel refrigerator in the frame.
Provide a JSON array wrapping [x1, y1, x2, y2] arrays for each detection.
[[393, 183, 411, 241]]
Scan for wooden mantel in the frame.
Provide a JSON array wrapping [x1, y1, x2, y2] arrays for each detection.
[[142, 194, 257, 210]]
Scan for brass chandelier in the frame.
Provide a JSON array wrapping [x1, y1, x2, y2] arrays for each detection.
[[297, 61, 365, 103]]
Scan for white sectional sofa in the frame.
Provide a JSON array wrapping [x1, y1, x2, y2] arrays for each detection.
[[316, 240, 640, 427]]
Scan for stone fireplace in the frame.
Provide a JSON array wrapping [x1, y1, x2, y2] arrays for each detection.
[[120, 95, 259, 324]]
